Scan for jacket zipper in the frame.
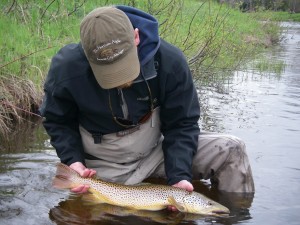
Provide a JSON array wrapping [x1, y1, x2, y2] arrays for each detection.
[[118, 88, 129, 119]]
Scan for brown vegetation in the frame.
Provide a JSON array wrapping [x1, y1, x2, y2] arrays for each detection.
[[0, 75, 41, 139]]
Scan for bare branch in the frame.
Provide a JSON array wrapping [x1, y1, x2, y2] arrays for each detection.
[[0, 46, 54, 69], [68, 0, 88, 16], [5, 0, 16, 14], [183, 1, 206, 46], [40, 0, 56, 22]]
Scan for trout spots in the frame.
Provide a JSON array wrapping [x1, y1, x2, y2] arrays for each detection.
[[53, 163, 229, 215]]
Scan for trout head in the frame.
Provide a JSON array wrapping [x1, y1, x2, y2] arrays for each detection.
[[168, 192, 230, 215]]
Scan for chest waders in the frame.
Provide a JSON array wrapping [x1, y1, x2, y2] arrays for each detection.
[[80, 107, 164, 185]]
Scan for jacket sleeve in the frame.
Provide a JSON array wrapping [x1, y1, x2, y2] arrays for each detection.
[[39, 46, 85, 166], [159, 48, 200, 185]]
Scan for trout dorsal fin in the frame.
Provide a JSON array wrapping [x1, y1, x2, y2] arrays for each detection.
[[167, 196, 185, 212]]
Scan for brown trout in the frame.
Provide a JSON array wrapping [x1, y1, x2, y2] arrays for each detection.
[[52, 163, 230, 215]]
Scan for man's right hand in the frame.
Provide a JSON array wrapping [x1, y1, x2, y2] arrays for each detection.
[[69, 162, 97, 194], [168, 180, 194, 211]]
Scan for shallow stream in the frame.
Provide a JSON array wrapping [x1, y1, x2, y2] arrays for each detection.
[[0, 22, 299, 225]]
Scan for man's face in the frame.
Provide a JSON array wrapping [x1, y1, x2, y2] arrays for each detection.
[[117, 81, 133, 89]]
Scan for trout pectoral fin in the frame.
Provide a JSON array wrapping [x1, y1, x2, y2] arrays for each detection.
[[167, 196, 185, 212]]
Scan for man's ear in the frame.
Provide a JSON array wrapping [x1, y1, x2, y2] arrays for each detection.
[[134, 28, 140, 46]]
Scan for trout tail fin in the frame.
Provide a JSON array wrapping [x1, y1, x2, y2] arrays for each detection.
[[52, 163, 79, 189]]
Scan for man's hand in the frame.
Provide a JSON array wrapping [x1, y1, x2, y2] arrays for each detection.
[[69, 162, 97, 194], [168, 180, 194, 211]]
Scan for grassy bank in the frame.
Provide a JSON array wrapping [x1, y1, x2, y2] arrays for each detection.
[[0, 0, 283, 138], [254, 10, 300, 22]]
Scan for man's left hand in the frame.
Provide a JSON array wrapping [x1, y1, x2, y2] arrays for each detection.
[[168, 180, 194, 211]]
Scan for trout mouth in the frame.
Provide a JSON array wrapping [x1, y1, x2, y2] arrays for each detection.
[[212, 210, 230, 215], [209, 208, 231, 217]]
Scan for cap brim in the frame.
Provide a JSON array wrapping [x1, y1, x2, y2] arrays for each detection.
[[89, 46, 140, 89]]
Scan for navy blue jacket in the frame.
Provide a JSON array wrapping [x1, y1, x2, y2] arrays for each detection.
[[39, 6, 200, 185]]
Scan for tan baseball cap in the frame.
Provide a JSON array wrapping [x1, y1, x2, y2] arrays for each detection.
[[80, 7, 140, 89]]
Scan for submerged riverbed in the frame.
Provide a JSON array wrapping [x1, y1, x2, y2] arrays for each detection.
[[1, 22, 300, 225]]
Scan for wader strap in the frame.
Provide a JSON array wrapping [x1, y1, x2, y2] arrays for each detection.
[[92, 133, 102, 144]]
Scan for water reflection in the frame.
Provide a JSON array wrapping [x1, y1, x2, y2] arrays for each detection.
[[0, 118, 50, 153], [49, 180, 254, 225], [50, 195, 186, 225], [199, 22, 300, 225], [0, 122, 253, 225], [0, 150, 60, 225]]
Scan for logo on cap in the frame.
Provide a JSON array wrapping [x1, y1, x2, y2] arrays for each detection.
[[92, 39, 126, 63]]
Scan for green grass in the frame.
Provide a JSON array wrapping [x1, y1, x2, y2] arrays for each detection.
[[251, 57, 286, 76], [0, 0, 287, 137], [156, 1, 282, 84], [0, 0, 284, 82], [253, 10, 300, 22]]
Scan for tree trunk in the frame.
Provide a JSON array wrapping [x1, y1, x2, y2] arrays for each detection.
[[289, 0, 300, 13]]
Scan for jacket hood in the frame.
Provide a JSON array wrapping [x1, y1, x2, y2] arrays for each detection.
[[116, 5, 160, 66]]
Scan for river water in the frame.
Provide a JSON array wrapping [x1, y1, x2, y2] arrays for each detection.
[[0, 22, 299, 225]]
